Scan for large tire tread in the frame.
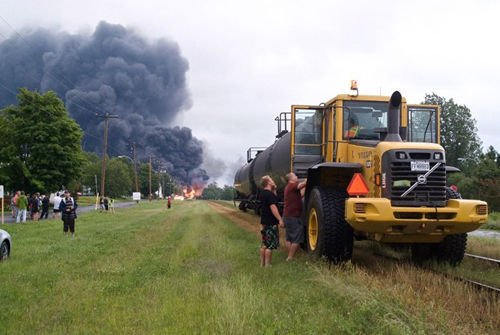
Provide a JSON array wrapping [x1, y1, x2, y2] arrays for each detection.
[[412, 187, 467, 266], [307, 187, 353, 264], [436, 233, 467, 266]]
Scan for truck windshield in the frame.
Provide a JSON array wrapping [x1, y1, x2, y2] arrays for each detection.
[[343, 101, 389, 140]]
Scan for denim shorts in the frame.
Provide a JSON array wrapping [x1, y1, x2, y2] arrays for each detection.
[[284, 217, 304, 244]]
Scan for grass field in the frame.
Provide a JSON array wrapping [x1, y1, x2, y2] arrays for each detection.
[[0, 200, 498, 334], [483, 211, 500, 231]]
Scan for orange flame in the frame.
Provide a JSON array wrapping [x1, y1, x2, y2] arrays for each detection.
[[182, 186, 202, 200]]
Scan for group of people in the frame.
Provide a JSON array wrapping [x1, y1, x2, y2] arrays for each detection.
[[258, 173, 306, 267], [99, 196, 114, 213], [11, 191, 52, 223], [10, 190, 78, 237]]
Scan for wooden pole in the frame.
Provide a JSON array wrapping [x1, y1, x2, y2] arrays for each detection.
[[132, 142, 139, 192], [149, 155, 152, 200], [96, 112, 118, 198], [100, 116, 109, 198]]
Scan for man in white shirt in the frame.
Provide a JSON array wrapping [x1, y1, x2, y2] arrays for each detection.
[[53, 192, 62, 219]]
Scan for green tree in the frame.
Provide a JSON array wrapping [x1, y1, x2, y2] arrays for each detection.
[[201, 183, 235, 200], [202, 182, 222, 200], [472, 147, 500, 211], [221, 185, 236, 200], [79, 152, 101, 194], [106, 158, 133, 198], [0, 89, 84, 192], [423, 93, 482, 170]]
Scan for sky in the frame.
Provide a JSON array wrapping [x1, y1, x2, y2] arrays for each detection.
[[1, 0, 499, 185]]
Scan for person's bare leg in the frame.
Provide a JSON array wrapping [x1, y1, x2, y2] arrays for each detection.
[[265, 249, 273, 267], [260, 247, 266, 267], [287, 243, 300, 260]]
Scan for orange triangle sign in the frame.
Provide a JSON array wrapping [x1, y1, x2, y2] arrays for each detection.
[[347, 173, 369, 196]]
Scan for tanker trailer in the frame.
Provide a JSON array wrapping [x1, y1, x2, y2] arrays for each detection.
[[234, 133, 291, 214], [234, 157, 256, 211], [234, 84, 488, 265]]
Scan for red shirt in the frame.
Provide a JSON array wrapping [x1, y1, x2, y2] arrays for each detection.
[[284, 182, 302, 217]]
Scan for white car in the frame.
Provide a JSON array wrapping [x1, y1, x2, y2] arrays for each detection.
[[0, 229, 12, 261]]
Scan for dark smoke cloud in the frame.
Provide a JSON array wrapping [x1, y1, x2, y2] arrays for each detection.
[[0, 21, 208, 185]]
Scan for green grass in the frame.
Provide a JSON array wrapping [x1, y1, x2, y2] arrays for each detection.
[[0, 201, 498, 334], [482, 211, 500, 231]]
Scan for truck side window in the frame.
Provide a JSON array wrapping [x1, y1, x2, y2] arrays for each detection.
[[294, 109, 322, 155]]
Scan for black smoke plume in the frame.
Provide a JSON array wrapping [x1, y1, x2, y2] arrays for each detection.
[[0, 21, 208, 185]]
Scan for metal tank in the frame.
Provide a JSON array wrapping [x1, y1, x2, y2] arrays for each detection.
[[251, 132, 291, 194], [234, 161, 254, 199], [234, 131, 291, 214]]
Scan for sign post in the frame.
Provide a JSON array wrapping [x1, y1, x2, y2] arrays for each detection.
[[0, 185, 4, 225]]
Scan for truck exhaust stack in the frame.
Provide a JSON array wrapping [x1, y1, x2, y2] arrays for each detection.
[[385, 91, 402, 142]]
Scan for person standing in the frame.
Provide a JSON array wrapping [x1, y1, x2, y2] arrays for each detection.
[[40, 194, 50, 219], [103, 197, 109, 211], [30, 193, 41, 221], [259, 175, 284, 267], [99, 197, 105, 212], [11, 191, 19, 219], [109, 198, 115, 214], [53, 192, 62, 219], [16, 191, 28, 223], [283, 172, 307, 261], [59, 190, 78, 237], [167, 195, 172, 209]]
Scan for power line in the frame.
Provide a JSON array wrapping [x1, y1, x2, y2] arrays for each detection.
[[0, 80, 19, 97]]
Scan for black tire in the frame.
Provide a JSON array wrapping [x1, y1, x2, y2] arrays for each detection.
[[0, 240, 10, 261], [435, 233, 467, 266], [238, 201, 247, 212], [411, 187, 467, 266], [436, 187, 466, 266], [410, 243, 434, 265], [306, 187, 353, 264]]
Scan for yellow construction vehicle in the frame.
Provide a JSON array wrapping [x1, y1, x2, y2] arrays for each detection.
[[234, 83, 488, 265]]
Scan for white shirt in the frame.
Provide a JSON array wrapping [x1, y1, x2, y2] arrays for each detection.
[[53, 195, 62, 209]]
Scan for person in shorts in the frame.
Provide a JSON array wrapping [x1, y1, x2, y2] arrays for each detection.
[[259, 175, 284, 267], [283, 172, 307, 261], [53, 192, 62, 219]]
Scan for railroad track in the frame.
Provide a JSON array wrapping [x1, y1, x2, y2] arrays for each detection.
[[464, 253, 500, 266], [460, 253, 500, 294], [365, 249, 500, 295]]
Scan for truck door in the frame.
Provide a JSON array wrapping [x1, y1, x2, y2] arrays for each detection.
[[407, 105, 440, 144], [291, 106, 326, 178]]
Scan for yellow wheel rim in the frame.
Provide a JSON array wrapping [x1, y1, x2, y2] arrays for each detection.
[[308, 208, 318, 251]]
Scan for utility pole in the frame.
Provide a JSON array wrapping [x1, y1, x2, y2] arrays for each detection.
[[148, 155, 152, 200], [96, 112, 118, 197], [131, 142, 139, 192]]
